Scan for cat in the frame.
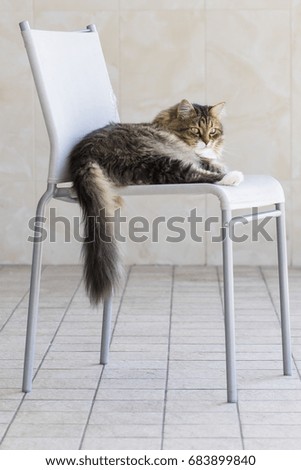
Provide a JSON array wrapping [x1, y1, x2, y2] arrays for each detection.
[[69, 99, 243, 305]]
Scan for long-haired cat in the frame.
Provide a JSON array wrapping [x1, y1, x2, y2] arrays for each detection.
[[69, 99, 243, 305]]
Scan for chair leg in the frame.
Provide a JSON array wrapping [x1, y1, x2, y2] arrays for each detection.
[[100, 294, 113, 365], [222, 209, 237, 403], [22, 184, 55, 393], [276, 202, 292, 376]]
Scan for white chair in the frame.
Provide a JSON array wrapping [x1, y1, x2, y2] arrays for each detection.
[[20, 21, 292, 403]]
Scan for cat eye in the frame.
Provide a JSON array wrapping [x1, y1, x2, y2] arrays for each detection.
[[190, 127, 199, 135], [210, 128, 217, 135]]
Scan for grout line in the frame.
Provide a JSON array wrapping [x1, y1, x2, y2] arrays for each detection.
[[109, 267, 132, 344], [0, 266, 80, 447], [0, 395, 26, 447], [0, 265, 47, 334], [216, 265, 225, 315], [236, 399, 245, 450], [31, 276, 84, 383], [218, 266, 243, 450], [78, 266, 132, 450], [259, 266, 286, 331], [2, 265, 300, 449], [160, 266, 175, 450], [260, 266, 301, 381], [259, 266, 281, 323], [292, 355, 301, 381], [0, 291, 27, 334]]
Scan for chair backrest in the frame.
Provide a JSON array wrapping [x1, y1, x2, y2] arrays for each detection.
[[20, 21, 119, 184]]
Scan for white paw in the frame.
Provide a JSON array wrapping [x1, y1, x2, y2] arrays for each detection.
[[217, 171, 244, 186]]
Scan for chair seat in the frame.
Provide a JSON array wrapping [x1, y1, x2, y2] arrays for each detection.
[[55, 174, 285, 211]]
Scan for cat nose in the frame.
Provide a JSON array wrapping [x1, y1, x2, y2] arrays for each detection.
[[198, 141, 206, 149]]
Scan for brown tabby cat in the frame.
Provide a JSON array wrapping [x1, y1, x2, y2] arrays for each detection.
[[69, 99, 243, 305]]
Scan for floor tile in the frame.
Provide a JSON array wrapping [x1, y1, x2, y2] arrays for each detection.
[[244, 438, 301, 450], [163, 438, 243, 450], [84, 424, 162, 438], [1, 437, 80, 450], [0, 265, 301, 450], [82, 437, 161, 450]]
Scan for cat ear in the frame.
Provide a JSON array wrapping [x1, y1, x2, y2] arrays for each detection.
[[177, 99, 196, 118], [210, 102, 226, 118]]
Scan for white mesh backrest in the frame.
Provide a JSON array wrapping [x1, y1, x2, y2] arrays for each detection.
[[21, 22, 119, 183]]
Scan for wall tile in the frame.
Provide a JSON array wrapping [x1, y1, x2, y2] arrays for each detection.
[[34, 100, 49, 184], [120, 0, 205, 10], [292, 0, 301, 179], [206, 197, 276, 266], [206, 180, 292, 266], [121, 195, 206, 265], [0, 11, 34, 181], [0, 1, 32, 10], [92, 11, 120, 97], [0, 1, 299, 266], [34, 1, 119, 12], [119, 10, 206, 122], [0, 180, 35, 264], [32, 5, 121, 98], [31, 190, 207, 266], [291, 181, 301, 266], [206, 0, 290, 9], [118, 9, 207, 265], [206, 10, 290, 179], [35, 182, 82, 265]]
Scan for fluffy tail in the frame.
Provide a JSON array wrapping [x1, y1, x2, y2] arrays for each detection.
[[72, 161, 121, 306]]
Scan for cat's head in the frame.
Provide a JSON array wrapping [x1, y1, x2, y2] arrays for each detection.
[[153, 99, 225, 159]]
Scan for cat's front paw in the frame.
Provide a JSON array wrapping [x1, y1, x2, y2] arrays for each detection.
[[217, 171, 244, 186]]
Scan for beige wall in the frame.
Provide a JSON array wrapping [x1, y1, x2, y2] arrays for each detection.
[[1, 0, 300, 266]]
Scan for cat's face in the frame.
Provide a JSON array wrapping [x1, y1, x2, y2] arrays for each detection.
[[153, 99, 225, 160]]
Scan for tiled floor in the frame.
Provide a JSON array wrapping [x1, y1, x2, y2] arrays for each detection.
[[0, 264, 301, 450]]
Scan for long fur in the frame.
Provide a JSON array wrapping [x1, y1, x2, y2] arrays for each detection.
[[72, 162, 121, 305], [69, 99, 242, 305]]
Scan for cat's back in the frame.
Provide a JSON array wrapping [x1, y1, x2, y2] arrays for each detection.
[[69, 121, 189, 176], [71, 122, 175, 158], [87, 122, 170, 145], [83, 122, 154, 139]]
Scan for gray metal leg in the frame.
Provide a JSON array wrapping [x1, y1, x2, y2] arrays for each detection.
[[100, 294, 113, 365], [22, 184, 55, 393], [222, 209, 237, 403], [276, 202, 292, 376]]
